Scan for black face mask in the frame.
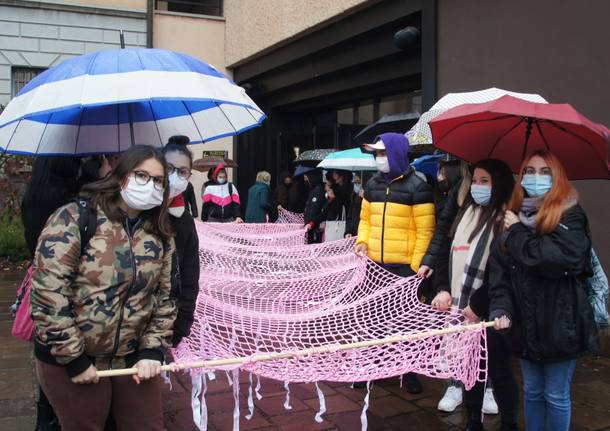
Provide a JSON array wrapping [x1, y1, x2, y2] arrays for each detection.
[[437, 179, 450, 193]]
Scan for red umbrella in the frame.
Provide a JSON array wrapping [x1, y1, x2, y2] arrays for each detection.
[[429, 95, 609, 179]]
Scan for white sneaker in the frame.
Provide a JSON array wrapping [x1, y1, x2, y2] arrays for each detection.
[[437, 385, 463, 412], [482, 388, 499, 414]]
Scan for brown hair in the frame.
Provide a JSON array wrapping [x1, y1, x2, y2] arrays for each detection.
[[80, 145, 174, 241], [449, 158, 515, 242], [508, 149, 576, 235]]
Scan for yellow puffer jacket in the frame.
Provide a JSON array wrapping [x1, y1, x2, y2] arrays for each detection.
[[357, 170, 435, 272]]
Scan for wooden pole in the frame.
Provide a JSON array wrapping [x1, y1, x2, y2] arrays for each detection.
[[97, 321, 495, 378]]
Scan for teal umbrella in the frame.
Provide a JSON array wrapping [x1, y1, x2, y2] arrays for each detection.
[[316, 147, 376, 171]]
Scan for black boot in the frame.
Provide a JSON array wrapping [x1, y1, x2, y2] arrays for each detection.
[[500, 422, 519, 431], [403, 373, 423, 394], [35, 401, 60, 431]]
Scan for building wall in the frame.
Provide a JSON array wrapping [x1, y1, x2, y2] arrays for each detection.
[[0, 2, 146, 105], [224, 0, 370, 66], [34, 0, 147, 11], [436, 0, 610, 271], [153, 11, 232, 213]]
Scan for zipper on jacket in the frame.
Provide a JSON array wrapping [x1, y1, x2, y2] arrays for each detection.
[[381, 186, 390, 264], [109, 219, 138, 368], [380, 175, 403, 265]]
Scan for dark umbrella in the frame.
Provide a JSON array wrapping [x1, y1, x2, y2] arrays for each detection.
[[294, 149, 337, 163], [353, 112, 420, 147], [429, 95, 609, 180], [193, 156, 238, 172], [292, 165, 317, 177]]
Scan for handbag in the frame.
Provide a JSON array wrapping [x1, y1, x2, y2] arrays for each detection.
[[324, 206, 346, 242], [11, 266, 34, 341], [588, 248, 609, 329]]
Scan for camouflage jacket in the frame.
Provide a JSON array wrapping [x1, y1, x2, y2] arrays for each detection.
[[30, 202, 177, 377]]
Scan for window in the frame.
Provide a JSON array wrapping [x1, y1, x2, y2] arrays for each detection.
[[156, 0, 223, 17], [12, 67, 46, 98]]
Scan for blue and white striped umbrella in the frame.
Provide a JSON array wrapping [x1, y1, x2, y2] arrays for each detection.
[[317, 147, 376, 171], [0, 48, 266, 155]]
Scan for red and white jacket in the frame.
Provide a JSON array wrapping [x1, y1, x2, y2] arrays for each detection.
[[201, 182, 240, 221]]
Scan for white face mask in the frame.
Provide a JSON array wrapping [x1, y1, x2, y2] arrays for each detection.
[[120, 177, 164, 211], [376, 156, 390, 173], [168, 171, 189, 199]]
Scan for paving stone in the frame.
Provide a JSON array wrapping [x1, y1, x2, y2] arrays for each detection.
[[334, 383, 391, 403], [386, 410, 447, 430], [571, 405, 610, 430], [270, 410, 335, 431], [328, 411, 388, 431], [0, 398, 36, 417], [255, 394, 309, 416], [0, 415, 36, 431], [367, 395, 419, 418], [303, 394, 361, 414], [209, 410, 272, 431], [205, 391, 250, 413], [291, 382, 337, 400], [0, 369, 34, 400]]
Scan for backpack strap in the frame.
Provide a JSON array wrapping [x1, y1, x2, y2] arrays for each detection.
[[74, 198, 98, 256]]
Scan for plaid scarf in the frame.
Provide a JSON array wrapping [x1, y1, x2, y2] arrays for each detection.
[[449, 205, 495, 309]]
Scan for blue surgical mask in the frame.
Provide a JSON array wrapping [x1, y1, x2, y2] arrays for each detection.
[[470, 184, 492, 206], [217, 177, 227, 185], [353, 183, 362, 194], [521, 174, 552, 197]]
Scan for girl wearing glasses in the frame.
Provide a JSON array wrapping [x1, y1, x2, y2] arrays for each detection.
[[162, 138, 201, 348], [490, 150, 599, 431], [30, 145, 176, 431]]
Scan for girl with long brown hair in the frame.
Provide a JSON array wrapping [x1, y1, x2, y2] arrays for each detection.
[[431, 159, 518, 431], [30, 145, 176, 431], [490, 149, 599, 431]]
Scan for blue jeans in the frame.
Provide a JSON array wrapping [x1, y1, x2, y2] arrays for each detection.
[[520, 359, 576, 431]]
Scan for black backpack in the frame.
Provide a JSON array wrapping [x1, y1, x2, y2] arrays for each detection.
[[74, 198, 98, 254]]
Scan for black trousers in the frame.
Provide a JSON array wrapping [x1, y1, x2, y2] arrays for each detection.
[[465, 328, 519, 425], [382, 264, 415, 277]]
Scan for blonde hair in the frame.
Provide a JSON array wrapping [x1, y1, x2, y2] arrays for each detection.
[[457, 161, 472, 206], [256, 171, 271, 185]]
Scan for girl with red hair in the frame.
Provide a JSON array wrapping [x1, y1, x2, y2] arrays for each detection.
[[489, 150, 599, 431]]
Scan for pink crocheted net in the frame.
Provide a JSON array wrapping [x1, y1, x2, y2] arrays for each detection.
[[276, 207, 305, 224], [173, 221, 487, 391]]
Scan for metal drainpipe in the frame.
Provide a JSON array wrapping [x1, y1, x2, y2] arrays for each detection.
[[147, 0, 154, 48]]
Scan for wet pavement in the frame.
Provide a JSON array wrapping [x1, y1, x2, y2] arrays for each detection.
[[1, 269, 609, 431]]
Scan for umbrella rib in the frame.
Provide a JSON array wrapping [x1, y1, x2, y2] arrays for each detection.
[[436, 114, 516, 144], [181, 100, 206, 145], [116, 104, 121, 153], [74, 51, 101, 155], [487, 117, 525, 158], [534, 121, 551, 152], [73, 105, 87, 156], [2, 117, 23, 155], [215, 101, 239, 135], [544, 119, 600, 152], [148, 100, 164, 148], [33, 112, 52, 156]]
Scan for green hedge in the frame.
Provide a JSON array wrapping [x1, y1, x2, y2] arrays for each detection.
[[0, 208, 29, 261]]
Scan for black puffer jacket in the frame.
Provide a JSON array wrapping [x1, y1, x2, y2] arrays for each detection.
[[421, 183, 461, 269], [303, 172, 325, 228], [488, 204, 599, 363], [170, 211, 200, 347], [345, 194, 362, 236]]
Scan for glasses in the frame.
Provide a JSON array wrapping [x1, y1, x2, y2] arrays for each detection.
[[133, 170, 165, 191], [167, 163, 192, 180], [523, 167, 552, 176]]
